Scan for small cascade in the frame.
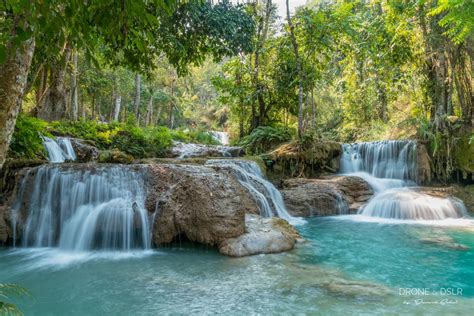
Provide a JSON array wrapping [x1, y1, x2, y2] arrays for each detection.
[[341, 140, 468, 221], [42, 136, 77, 163], [361, 189, 467, 220], [12, 165, 151, 251], [171, 141, 240, 159], [209, 131, 230, 145], [206, 159, 305, 225], [341, 140, 417, 182]]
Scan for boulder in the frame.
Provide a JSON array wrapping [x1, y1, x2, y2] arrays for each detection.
[[267, 140, 342, 178], [148, 164, 258, 246], [218, 214, 299, 257], [98, 150, 134, 164], [416, 143, 432, 184], [281, 175, 373, 217], [70, 138, 99, 162]]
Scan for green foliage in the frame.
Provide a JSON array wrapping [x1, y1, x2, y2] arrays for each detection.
[[8, 115, 49, 159], [170, 129, 220, 145], [430, 0, 474, 43], [0, 283, 30, 316], [238, 126, 293, 154]]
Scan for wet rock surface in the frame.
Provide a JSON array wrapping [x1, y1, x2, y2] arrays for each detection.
[[218, 214, 299, 257], [147, 164, 258, 246], [70, 138, 99, 162], [281, 175, 373, 217], [171, 141, 243, 159], [267, 140, 342, 178], [416, 143, 432, 184]]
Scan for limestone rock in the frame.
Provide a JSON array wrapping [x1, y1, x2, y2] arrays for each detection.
[[268, 140, 342, 178], [218, 214, 299, 257], [416, 143, 431, 184], [70, 138, 99, 162], [281, 175, 373, 217], [148, 164, 258, 246], [98, 150, 134, 164]]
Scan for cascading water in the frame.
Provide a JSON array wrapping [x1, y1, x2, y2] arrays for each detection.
[[42, 136, 77, 163], [206, 159, 305, 225], [209, 131, 230, 145], [341, 140, 467, 220], [11, 165, 151, 251]]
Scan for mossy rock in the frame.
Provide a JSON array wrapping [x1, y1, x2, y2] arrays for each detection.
[[98, 150, 134, 164], [267, 140, 342, 178], [454, 136, 474, 178]]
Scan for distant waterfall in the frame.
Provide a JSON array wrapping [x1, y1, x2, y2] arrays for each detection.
[[206, 159, 305, 225], [12, 165, 151, 251], [209, 131, 230, 145], [42, 137, 76, 163], [341, 140, 467, 220]]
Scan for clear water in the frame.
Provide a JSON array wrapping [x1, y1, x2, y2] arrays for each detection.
[[1, 217, 473, 315]]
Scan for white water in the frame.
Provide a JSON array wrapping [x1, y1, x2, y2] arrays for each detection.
[[42, 136, 76, 162], [341, 140, 468, 221], [206, 159, 305, 225], [11, 165, 151, 251], [171, 141, 240, 159], [209, 131, 230, 145]]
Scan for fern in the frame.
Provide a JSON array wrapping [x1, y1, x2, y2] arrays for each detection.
[[238, 126, 293, 154], [0, 284, 30, 316]]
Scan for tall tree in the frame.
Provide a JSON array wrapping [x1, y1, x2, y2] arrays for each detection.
[[286, 0, 304, 138], [0, 0, 254, 168], [133, 74, 141, 121]]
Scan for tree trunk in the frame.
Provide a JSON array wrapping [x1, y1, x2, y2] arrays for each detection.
[[145, 94, 153, 126], [70, 50, 79, 121], [133, 74, 141, 120], [418, 4, 451, 132], [311, 89, 316, 129], [286, 0, 304, 138], [35, 66, 49, 107], [155, 104, 163, 126], [112, 93, 122, 121], [37, 47, 71, 121], [250, 0, 272, 131], [0, 38, 36, 169]]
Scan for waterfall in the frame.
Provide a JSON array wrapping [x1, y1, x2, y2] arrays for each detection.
[[42, 136, 77, 163], [11, 165, 151, 251], [341, 140, 417, 182], [361, 188, 467, 220], [206, 159, 305, 225], [209, 131, 230, 145], [341, 140, 468, 221]]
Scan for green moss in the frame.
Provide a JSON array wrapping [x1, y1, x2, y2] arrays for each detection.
[[98, 150, 134, 164], [454, 135, 474, 175], [267, 139, 342, 178]]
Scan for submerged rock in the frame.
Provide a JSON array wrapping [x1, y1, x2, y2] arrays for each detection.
[[218, 214, 299, 257], [281, 176, 373, 217], [322, 278, 392, 298], [420, 235, 470, 251]]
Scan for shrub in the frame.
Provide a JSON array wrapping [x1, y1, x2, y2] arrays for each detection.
[[238, 126, 292, 154], [8, 114, 49, 159], [145, 126, 173, 156]]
